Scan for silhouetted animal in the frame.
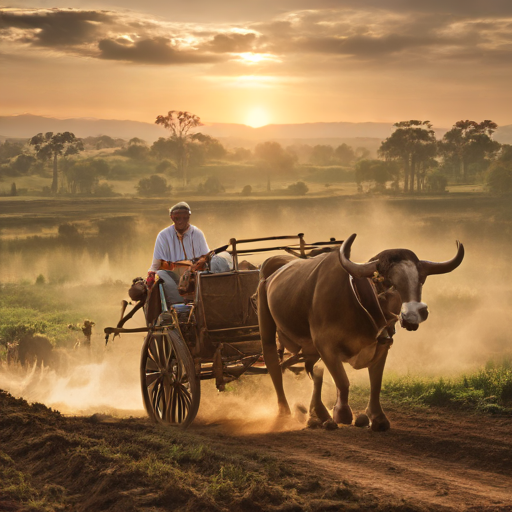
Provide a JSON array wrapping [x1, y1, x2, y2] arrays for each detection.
[[16, 334, 56, 368]]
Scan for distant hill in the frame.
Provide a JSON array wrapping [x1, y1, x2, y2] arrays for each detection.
[[1, 114, 511, 145]]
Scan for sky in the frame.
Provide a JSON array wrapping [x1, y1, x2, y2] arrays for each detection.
[[1, 1, 512, 127]]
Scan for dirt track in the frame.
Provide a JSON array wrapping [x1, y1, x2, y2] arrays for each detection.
[[195, 405, 512, 511], [1, 389, 511, 511]]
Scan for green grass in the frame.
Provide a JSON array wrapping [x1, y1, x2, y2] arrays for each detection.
[[380, 358, 512, 414]]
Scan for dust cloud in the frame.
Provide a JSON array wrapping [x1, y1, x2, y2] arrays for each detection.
[[1, 197, 511, 424]]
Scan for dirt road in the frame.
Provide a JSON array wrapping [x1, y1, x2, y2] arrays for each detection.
[[193, 403, 512, 511], [1, 390, 511, 511]]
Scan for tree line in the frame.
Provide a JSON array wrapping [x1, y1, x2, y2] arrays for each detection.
[[1, 112, 511, 196], [359, 119, 506, 194]]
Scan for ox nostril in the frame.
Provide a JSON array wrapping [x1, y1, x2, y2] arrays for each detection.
[[419, 306, 429, 321]]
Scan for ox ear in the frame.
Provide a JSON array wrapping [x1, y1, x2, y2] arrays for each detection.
[[420, 240, 465, 276], [339, 233, 379, 278]]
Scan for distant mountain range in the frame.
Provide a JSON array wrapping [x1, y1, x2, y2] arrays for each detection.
[[1, 114, 511, 145]]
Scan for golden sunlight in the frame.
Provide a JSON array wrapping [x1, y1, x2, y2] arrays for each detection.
[[236, 53, 280, 64], [245, 106, 270, 127]]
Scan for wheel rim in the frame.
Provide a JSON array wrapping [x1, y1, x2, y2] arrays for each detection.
[[144, 332, 193, 424]]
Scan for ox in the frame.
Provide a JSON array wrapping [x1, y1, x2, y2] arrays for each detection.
[[257, 234, 464, 431]]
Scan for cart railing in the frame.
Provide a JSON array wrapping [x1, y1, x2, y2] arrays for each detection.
[[221, 233, 343, 270]]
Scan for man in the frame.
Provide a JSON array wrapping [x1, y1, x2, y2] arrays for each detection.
[[148, 201, 231, 304]]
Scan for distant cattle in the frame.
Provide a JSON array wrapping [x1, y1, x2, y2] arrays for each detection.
[[14, 334, 57, 368], [258, 234, 464, 431]]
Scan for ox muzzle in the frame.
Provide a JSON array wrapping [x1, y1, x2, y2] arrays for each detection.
[[400, 302, 429, 331]]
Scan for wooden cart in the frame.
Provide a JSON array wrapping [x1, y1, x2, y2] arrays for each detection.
[[104, 234, 342, 428]]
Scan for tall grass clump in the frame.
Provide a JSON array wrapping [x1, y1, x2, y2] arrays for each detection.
[[381, 358, 512, 414]]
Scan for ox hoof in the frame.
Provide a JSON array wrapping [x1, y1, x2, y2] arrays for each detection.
[[322, 419, 338, 430], [370, 415, 390, 432], [354, 413, 370, 428], [333, 405, 353, 425], [307, 417, 323, 429]]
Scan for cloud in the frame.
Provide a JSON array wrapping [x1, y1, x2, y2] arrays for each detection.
[[98, 37, 219, 64], [0, 9, 109, 47], [205, 32, 259, 53], [2, 5, 512, 71]]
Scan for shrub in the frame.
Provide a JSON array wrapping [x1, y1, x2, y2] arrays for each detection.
[[241, 185, 252, 196], [487, 163, 512, 194], [287, 181, 309, 195], [426, 171, 448, 193], [35, 274, 46, 285], [197, 176, 225, 195], [137, 175, 171, 196]]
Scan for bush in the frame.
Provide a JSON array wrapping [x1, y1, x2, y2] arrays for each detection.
[[137, 175, 171, 196], [197, 176, 225, 195], [35, 274, 46, 285], [426, 171, 448, 193], [286, 181, 308, 195], [241, 185, 252, 196], [93, 182, 117, 197], [487, 164, 512, 194]]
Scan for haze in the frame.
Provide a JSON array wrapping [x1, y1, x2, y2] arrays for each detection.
[[2, 1, 512, 127]]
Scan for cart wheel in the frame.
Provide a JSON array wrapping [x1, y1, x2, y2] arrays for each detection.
[[140, 328, 200, 428]]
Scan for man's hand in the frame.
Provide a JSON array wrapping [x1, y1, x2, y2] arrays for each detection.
[[146, 271, 156, 288], [159, 260, 176, 271]]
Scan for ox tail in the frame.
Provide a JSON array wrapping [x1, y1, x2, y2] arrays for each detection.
[[250, 277, 266, 315]]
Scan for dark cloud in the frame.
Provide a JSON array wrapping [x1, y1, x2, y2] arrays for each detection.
[[206, 32, 259, 53], [0, 10, 109, 47], [291, 34, 441, 56], [98, 37, 219, 64]]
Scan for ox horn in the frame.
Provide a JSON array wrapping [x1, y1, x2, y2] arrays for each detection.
[[339, 233, 379, 278], [420, 240, 465, 276]]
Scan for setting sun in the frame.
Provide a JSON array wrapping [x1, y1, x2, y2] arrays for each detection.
[[245, 106, 270, 127]]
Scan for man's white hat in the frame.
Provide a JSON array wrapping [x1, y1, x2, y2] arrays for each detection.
[[169, 201, 191, 215]]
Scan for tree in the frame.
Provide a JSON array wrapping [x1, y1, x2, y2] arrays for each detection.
[[425, 171, 448, 193], [486, 145, 512, 194], [439, 120, 500, 182], [355, 159, 396, 192], [62, 159, 109, 194], [29, 132, 84, 193], [241, 184, 252, 196], [155, 111, 203, 187], [287, 181, 309, 195], [197, 176, 225, 195], [191, 133, 227, 160], [334, 143, 355, 166], [137, 175, 172, 196], [125, 138, 150, 160], [10, 182, 17, 196], [310, 145, 334, 166], [254, 141, 295, 191], [379, 121, 437, 193], [12, 154, 36, 174]]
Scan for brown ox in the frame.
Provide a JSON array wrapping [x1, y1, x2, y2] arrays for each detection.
[[257, 234, 464, 431]]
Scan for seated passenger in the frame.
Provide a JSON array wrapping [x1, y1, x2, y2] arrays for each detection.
[[148, 201, 232, 304]]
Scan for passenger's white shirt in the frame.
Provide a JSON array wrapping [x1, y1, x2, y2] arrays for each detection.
[[149, 224, 210, 272]]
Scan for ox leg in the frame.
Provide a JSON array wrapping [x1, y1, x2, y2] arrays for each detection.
[[308, 360, 337, 429], [317, 349, 353, 425], [366, 344, 391, 431], [258, 283, 291, 417]]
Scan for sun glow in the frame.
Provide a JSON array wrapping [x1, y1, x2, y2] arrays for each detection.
[[236, 53, 280, 64], [245, 107, 270, 128]]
